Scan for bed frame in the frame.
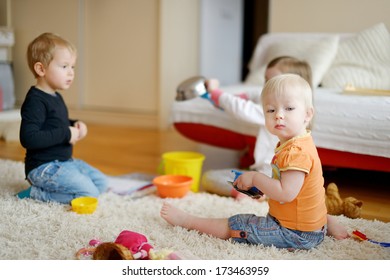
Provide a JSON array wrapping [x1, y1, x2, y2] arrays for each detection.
[[174, 122, 390, 173]]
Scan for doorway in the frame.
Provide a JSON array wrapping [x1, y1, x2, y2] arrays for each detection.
[[242, 0, 269, 81]]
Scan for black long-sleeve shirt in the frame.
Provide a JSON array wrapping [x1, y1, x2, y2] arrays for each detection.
[[20, 86, 76, 176]]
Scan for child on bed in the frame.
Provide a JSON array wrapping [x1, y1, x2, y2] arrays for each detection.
[[206, 56, 312, 180], [17, 32, 108, 204], [161, 74, 330, 250]]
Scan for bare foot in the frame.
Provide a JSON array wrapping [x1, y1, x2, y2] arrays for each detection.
[[160, 202, 191, 228], [327, 215, 349, 240], [327, 225, 349, 240]]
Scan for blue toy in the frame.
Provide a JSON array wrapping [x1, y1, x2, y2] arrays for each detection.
[[229, 170, 263, 199], [352, 230, 390, 247]]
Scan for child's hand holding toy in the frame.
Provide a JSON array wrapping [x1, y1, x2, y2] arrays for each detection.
[[229, 170, 263, 199]]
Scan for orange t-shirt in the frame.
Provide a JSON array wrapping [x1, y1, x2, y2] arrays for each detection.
[[268, 131, 327, 231]]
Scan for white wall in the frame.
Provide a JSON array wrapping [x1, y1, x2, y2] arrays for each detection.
[[199, 0, 243, 86], [10, 0, 81, 108], [4, 0, 390, 130], [197, 0, 390, 87], [7, 0, 199, 130], [159, 0, 200, 130], [0, 0, 8, 26], [269, 0, 390, 33]]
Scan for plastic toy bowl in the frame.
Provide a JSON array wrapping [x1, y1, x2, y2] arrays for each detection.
[[71, 197, 98, 214], [153, 175, 193, 198]]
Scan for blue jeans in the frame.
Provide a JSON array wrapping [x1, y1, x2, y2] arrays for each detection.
[[228, 213, 326, 250], [27, 159, 108, 204]]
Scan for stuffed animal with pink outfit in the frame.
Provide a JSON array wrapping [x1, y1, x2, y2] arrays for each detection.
[[114, 230, 154, 260], [76, 230, 188, 260]]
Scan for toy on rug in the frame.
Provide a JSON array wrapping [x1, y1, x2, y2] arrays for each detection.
[[352, 230, 390, 247], [76, 230, 189, 260], [325, 182, 363, 219]]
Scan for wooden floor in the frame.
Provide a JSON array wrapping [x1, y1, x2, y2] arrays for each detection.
[[1, 123, 389, 222]]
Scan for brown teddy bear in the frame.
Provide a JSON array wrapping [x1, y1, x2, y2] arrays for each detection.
[[325, 182, 363, 219]]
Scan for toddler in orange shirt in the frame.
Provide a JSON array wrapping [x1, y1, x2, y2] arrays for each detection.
[[161, 74, 336, 249]]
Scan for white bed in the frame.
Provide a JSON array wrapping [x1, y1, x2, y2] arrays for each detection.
[[171, 23, 390, 172], [172, 85, 390, 155]]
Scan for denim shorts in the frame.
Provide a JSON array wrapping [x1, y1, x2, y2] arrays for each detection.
[[228, 213, 326, 250], [28, 159, 108, 204]]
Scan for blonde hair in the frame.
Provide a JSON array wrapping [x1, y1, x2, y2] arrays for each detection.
[[261, 73, 313, 112], [27, 32, 77, 78], [266, 56, 313, 88]]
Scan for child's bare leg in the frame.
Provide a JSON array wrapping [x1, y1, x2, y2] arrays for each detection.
[[160, 202, 231, 239], [327, 214, 349, 240]]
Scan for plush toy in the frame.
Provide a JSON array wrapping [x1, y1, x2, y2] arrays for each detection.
[[76, 230, 185, 260], [92, 242, 134, 260], [325, 182, 363, 219], [114, 230, 154, 260]]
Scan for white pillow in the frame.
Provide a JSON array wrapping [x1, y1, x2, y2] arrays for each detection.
[[321, 23, 390, 90], [245, 35, 340, 88]]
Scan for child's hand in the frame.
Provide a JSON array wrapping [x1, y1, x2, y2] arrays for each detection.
[[204, 79, 223, 108], [210, 90, 223, 107], [234, 171, 257, 191], [69, 126, 80, 145], [74, 121, 88, 140], [205, 79, 219, 92]]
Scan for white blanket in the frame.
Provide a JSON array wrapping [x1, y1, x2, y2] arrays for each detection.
[[171, 84, 390, 159]]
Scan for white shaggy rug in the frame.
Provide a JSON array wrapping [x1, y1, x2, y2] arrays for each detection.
[[1, 159, 389, 260]]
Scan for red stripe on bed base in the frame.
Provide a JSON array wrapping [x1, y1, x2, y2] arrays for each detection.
[[173, 123, 256, 168], [317, 148, 390, 172], [174, 123, 390, 172], [174, 123, 253, 150]]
